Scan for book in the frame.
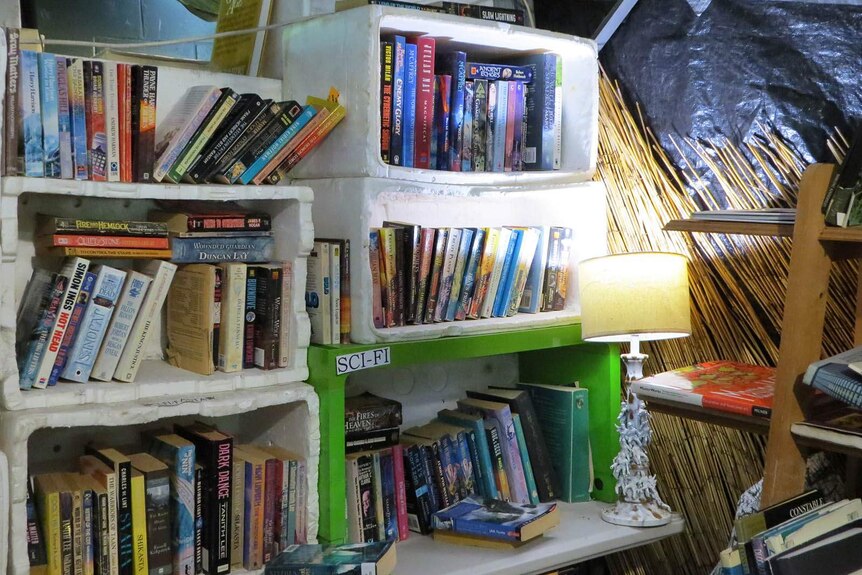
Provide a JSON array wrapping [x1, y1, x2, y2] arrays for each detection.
[[127, 453, 171, 575], [35, 246, 170, 258], [218, 262, 247, 373], [479, 227, 512, 318], [169, 235, 274, 264], [316, 238, 351, 344], [369, 230, 385, 329], [485, 81, 497, 173], [38, 235, 170, 249], [148, 435, 195, 575], [38, 216, 169, 237], [20, 49, 44, 177], [467, 387, 558, 502], [444, 227, 474, 321], [466, 63, 533, 83], [129, 470, 147, 575], [5, 28, 20, 175], [380, 40, 394, 165], [150, 202, 270, 234], [76, 474, 103, 575], [509, 53, 557, 171], [230, 459, 244, 568], [66, 58, 89, 180], [376, 229, 399, 327], [389, 35, 406, 166], [390, 443, 409, 541], [263, 541, 396, 575], [34, 474, 65, 575], [372, 451, 386, 541], [542, 226, 573, 311], [174, 424, 233, 575], [87, 448, 133, 575], [193, 465, 203, 575], [259, 445, 304, 549], [400, 443, 434, 535], [345, 452, 378, 543], [437, 409, 497, 500], [306, 242, 330, 344], [54, 55, 73, 179], [61, 265, 127, 383], [112, 260, 176, 382], [517, 383, 592, 503], [47, 270, 96, 387], [461, 79, 474, 171], [118, 63, 132, 182], [409, 35, 435, 169], [503, 81, 516, 171], [434, 74, 451, 170], [631, 360, 775, 418], [402, 426, 460, 505], [504, 227, 541, 316], [329, 242, 342, 345], [165, 264, 217, 376], [233, 447, 266, 569], [26, 478, 49, 570], [17, 267, 56, 360], [83, 60, 107, 180], [103, 62, 120, 182], [438, 51, 466, 171], [345, 392, 403, 435], [79, 456, 119, 575], [766, 519, 862, 575], [130, 65, 157, 182], [253, 263, 285, 369], [412, 228, 435, 324], [204, 99, 284, 183], [90, 271, 151, 382], [802, 344, 862, 408], [153, 85, 221, 182], [491, 226, 521, 317], [382, 222, 420, 324], [403, 42, 417, 168], [511, 414, 539, 504], [237, 104, 318, 185], [431, 496, 559, 543], [440, 2, 525, 23], [434, 227, 462, 322], [39, 52, 61, 178], [345, 428, 400, 455], [519, 226, 550, 313], [491, 80, 508, 172], [18, 271, 63, 390], [423, 228, 448, 324], [471, 79, 487, 172]]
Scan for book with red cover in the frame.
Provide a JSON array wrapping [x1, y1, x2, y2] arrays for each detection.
[[630, 360, 774, 418], [409, 35, 435, 169]]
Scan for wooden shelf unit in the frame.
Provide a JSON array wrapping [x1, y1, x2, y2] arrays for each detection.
[[642, 396, 770, 436]]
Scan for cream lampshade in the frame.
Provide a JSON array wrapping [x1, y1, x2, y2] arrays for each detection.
[[578, 251, 691, 528]]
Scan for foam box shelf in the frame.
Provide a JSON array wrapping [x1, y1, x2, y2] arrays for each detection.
[[309, 177, 607, 344], [0, 383, 320, 575], [281, 5, 598, 186], [0, 178, 314, 410]]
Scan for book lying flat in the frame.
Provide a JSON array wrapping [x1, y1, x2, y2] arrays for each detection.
[[264, 540, 396, 575], [431, 496, 558, 543], [630, 360, 774, 418], [690, 208, 796, 224], [803, 345, 862, 408]]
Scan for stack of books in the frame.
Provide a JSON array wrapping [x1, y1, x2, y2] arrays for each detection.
[[307, 238, 351, 345], [367, 223, 573, 329], [27, 423, 308, 575], [721, 489, 862, 575], [3, 28, 345, 185], [345, 383, 590, 540], [379, 32, 560, 172]]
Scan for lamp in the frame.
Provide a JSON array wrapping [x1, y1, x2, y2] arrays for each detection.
[[578, 251, 691, 527]]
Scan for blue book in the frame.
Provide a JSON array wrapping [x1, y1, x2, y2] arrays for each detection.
[[379, 450, 398, 541], [48, 270, 97, 386], [20, 50, 44, 177], [170, 235, 274, 264], [455, 227, 484, 321], [265, 541, 394, 575], [66, 59, 89, 180], [55, 56, 73, 179], [445, 227, 474, 321], [18, 274, 64, 390], [402, 443, 434, 534], [451, 429, 477, 497], [438, 51, 466, 171], [38, 53, 61, 178], [61, 265, 126, 382], [402, 42, 418, 168], [437, 409, 497, 500], [510, 53, 557, 171], [438, 434, 462, 501], [434, 75, 451, 171], [236, 104, 317, 184], [149, 435, 195, 575], [431, 496, 557, 542], [512, 413, 539, 504], [491, 80, 508, 172], [461, 80, 474, 172], [512, 81, 526, 171], [519, 226, 550, 313], [389, 35, 406, 166], [492, 228, 522, 317]]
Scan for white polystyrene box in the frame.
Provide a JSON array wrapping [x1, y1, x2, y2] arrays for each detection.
[[281, 6, 598, 186], [309, 177, 608, 344], [0, 384, 320, 575], [0, 180, 314, 410], [0, 450, 7, 575]]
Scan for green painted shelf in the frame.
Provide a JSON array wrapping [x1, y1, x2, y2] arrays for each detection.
[[307, 323, 622, 544]]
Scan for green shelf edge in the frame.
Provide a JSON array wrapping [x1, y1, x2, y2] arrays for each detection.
[[307, 323, 621, 544]]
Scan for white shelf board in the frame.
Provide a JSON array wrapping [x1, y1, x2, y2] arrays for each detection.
[[394, 501, 685, 575], [1, 176, 314, 202], [371, 310, 580, 342], [11, 360, 310, 410]]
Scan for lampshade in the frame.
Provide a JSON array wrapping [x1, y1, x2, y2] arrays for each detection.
[[578, 252, 691, 343]]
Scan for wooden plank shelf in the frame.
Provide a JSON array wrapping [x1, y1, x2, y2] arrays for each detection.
[[663, 218, 794, 237], [791, 423, 862, 458], [640, 396, 770, 435]]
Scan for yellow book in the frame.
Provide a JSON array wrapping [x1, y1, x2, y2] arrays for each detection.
[[234, 446, 267, 570], [166, 264, 217, 376], [36, 246, 173, 259], [130, 469, 148, 575], [35, 474, 62, 575], [377, 227, 398, 327], [469, 227, 500, 318]]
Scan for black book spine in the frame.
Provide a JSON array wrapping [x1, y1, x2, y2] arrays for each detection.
[[194, 465, 203, 575], [345, 427, 400, 455], [392, 227, 406, 326], [5, 28, 20, 176], [95, 491, 110, 575], [213, 266, 222, 369], [143, 469, 172, 575], [428, 440, 451, 509], [131, 65, 157, 182], [486, 424, 508, 501], [253, 266, 282, 370], [168, 88, 240, 183], [402, 445, 433, 534], [220, 101, 303, 184], [418, 445, 441, 513], [441, 2, 525, 24], [187, 95, 265, 183], [59, 489, 73, 575], [49, 217, 168, 236], [244, 267, 257, 369], [26, 478, 48, 566], [206, 100, 281, 183]]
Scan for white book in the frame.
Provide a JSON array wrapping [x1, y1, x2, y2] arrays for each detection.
[[329, 242, 341, 345], [113, 260, 177, 382], [480, 227, 513, 318], [306, 243, 328, 345], [33, 257, 90, 389], [218, 262, 246, 373], [279, 261, 293, 367], [783, 498, 862, 550], [152, 85, 221, 182], [553, 54, 562, 170], [103, 61, 121, 182], [91, 271, 152, 381]]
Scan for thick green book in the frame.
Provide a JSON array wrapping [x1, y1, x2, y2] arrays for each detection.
[[516, 383, 591, 503]]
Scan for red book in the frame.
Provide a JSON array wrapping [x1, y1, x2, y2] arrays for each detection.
[[410, 35, 435, 169], [118, 63, 132, 182], [504, 80, 516, 171], [42, 234, 169, 249], [391, 443, 410, 541], [630, 360, 774, 418]]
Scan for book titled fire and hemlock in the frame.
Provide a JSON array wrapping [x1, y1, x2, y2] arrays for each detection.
[[17, 206, 294, 389], [3, 28, 345, 185], [27, 424, 308, 575]]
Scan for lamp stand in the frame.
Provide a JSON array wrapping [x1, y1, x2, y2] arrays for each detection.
[[601, 337, 673, 527]]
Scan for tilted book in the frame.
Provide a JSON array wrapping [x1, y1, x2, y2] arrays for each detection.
[[438, 409, 496, 501], [18, 272, 64, 390], [91, 271, 152, 382], [47, 270, 97, 386], [152, 85, 221, 182]]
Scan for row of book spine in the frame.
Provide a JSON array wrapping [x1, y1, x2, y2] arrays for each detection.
[[16, 257, 177, 389], [306, 238, 351, 345], [380, 33, 561, 172], [27, 426, 308, 575], [4, 29, 157, 182], [370, 224, 573, 329]]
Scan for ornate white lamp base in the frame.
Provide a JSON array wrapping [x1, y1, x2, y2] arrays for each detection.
[[602, 500, 673, 527]]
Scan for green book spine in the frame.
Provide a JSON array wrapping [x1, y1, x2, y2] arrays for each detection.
[[512, 414, 539, 504]]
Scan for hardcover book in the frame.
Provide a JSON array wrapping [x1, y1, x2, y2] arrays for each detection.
[[631, 360, 775, 418]]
